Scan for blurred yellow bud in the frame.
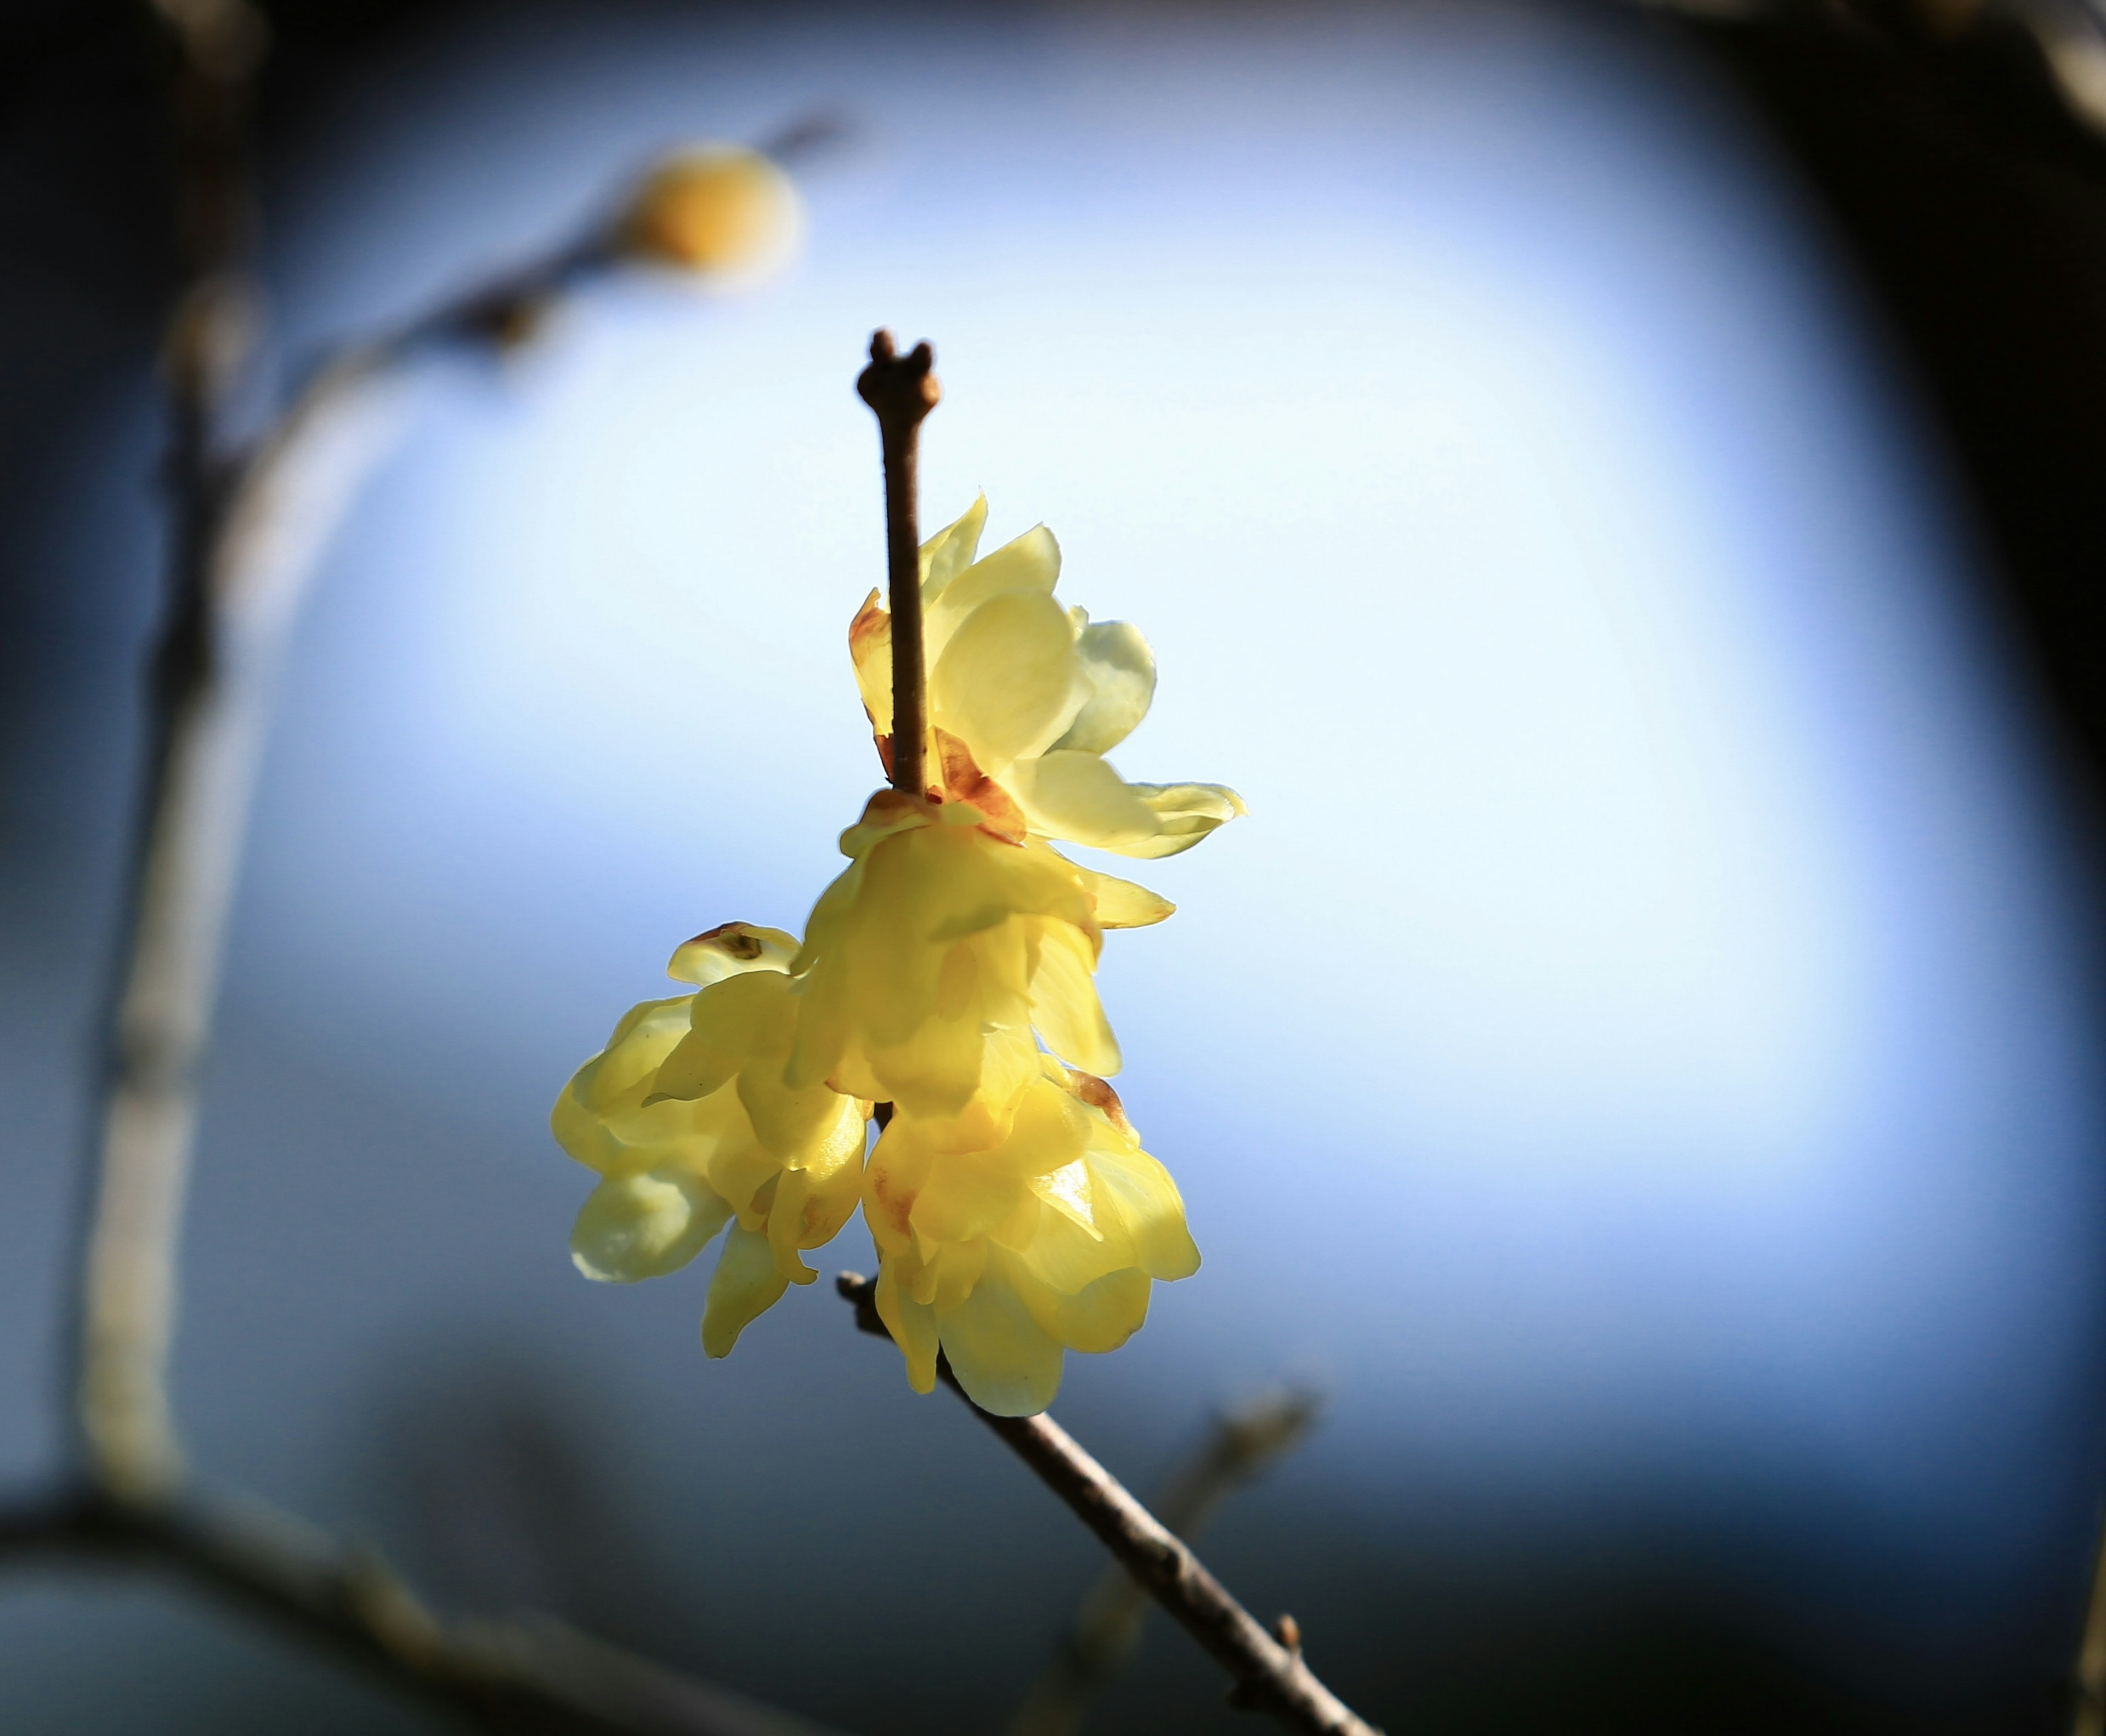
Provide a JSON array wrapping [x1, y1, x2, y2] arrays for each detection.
[[615, 145, 803, 283]]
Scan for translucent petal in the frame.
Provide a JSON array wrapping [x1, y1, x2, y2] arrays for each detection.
[[701, 1223, 791, 1358], [570, 1170, 730, 1283], [665, 923, 799, 987], [910, 1153, 1029, 1249], [930, 589, 1084, 773], [938, 1259, 1067, 1416], [1050, 620, 1156, 756], [1006, 752, 1162, 854], [850, 588, 893, 742], [1029, 921, 1121, 1077], [1050, 1267, 1152, 1353], [1118, 782, 1249, 860], [1088, 1143, 1201, 1281], [919, 495, 988, 602], [876, 1261, 940, 1394], [925, 525, 1062, 665], [1065, 860, 1174, 929]]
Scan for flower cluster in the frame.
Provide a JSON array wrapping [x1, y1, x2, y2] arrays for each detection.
[[553, 499, 1240, 1413]]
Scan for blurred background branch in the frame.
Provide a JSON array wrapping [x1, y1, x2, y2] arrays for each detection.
[[0, 1, 851, 1731]]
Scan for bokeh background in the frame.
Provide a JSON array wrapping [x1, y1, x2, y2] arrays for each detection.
[[6, 2, 2106, 1731]]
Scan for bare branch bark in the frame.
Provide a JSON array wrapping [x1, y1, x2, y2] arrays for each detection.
[[836, 1277, 1379, 1736], [1008, 1390, 1321, 1736]]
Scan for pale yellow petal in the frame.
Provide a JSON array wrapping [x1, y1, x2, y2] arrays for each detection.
[[930, 588, 1084, 773], [1050, 1267, 1153, 1353], [666, 923, 799, 986], [570, 1171, 730, 1283], [1063, 859, 1174, 929], [1006, 751, 1161, 853], [876, 1261, 941, 1394], [910, 1153, 1029, 1250], [1117, 782, 1249, 859], [918, 495, 988, 602], [701, 1223, 790, 1357], [1088, 1143, 1201, 1281], [925, 524, 1062, 663], [937, 1258, 1067, 1415], [1029, 922, 1121, 1078], [1050, 620, 1155, 756]]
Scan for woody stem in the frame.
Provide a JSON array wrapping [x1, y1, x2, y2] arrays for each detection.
[[856, 330, 940, 797]]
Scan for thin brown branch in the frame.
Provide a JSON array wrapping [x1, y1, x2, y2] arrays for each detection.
[[1008, 1390, 1321, 1736], [835, 1276, 1379, 1736], [0, 1487, 843, 1736], [855, 329, 940, 798]]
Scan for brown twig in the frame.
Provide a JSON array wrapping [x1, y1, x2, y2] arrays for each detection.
[[836, 1276, 1379, 1736], [854, 329, 939, 798], [0, 1487, 842, 1736], [1008, 1390, 1322, 1736]]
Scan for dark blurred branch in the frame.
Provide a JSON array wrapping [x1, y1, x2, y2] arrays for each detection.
[[1007, 1390, 1321, 1736], [39, 6, 843, 1730], [835, 1276, 1374, 1736], [0, 1488, 842, 1736], [74, 0, 273, 1506]]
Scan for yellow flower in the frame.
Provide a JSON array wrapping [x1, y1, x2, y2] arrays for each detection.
[[864, 1061, 1199, 1415], [849, 497, 1245, 929], [552, 923, 867, 1356], [613, 144, 803, 283], [787, 789, 1118, 1124]]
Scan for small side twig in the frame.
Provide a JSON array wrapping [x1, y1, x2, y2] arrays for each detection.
[[836, 1275, 1378, 1736], [1008, 1389, 1321, 1736], [0, 1487, 842, 1736]]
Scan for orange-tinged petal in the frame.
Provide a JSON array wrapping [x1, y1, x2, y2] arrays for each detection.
[[666, 923, 800, 987]]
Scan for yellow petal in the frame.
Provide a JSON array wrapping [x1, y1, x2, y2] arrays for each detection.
[[570, 1171, 730, 1283], [1088, 1142, 1200, 1281], [919, 495, 988, 602], [910, 1153, 1029, 1250], [1049, 619, 1155, 756], [925, 524, 1062, 665], [1063, 858, 1174, 929], [1049, 1267, 1153, 1354], [701, 1223, 790, 1358], [666, 923, 800, 986], [1119, 782, 1248, 860], [930, 588, 1084, 774], [876, 1260, 941, 1394], [850, 588, 893, 742], [1006, 751, 1162, 853], [937, 1255, 1066, 1415], [1029, 921, 1121, 1077], [763, 1170, 819, 1284]]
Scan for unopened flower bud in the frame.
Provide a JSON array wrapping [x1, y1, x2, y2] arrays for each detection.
[[614, 145, 802, 283]]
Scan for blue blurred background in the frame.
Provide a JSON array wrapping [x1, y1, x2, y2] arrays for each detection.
[[4, 2, 2105, 1730]]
